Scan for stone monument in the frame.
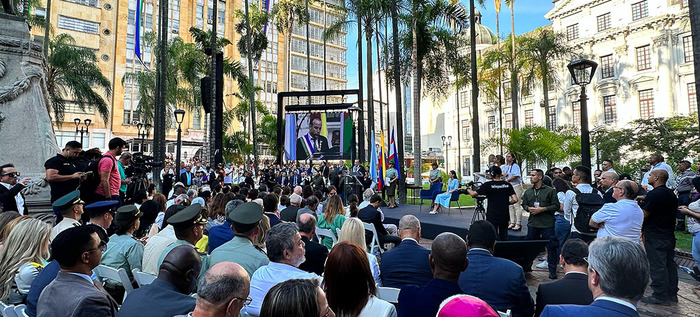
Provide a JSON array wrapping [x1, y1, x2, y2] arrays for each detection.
[[0, 13, 60, 215]]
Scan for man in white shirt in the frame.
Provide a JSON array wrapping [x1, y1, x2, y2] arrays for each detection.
[[245, 222, 320, 316], [223, 163, 233, 185], [601, 159, 617, 174], [589, 180, 643, 242], [641, 154, 676, 190], [563, 166, 602, 243]]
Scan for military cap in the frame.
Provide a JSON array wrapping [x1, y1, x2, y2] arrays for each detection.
[[84, 201, 120, 218], [227, 202, 263, 233], [167, 203, 207, 227], [52, 190, 84, 212], [115, 205, 143, 227]]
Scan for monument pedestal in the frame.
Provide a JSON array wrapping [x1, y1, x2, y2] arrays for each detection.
[[0, 14, 59, 218]]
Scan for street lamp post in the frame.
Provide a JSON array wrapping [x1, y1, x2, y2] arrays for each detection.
[[136, 123, 152, 153], [174, 109, 186, 176], [347, 105, 361, 203], [567, 59, 598, 169], [73, 118, 91, 146], [441, 135, 452, 172]]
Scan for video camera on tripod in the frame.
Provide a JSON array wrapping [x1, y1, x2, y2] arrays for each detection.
[[131, 153, 163, 174]]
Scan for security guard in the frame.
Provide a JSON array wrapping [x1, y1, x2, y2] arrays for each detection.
[[85, 200, 120, 237], [208, 202, 269, 277], [101, 205, 144, 303], [50, 190, 84, 240], [156, 203, 208, 270]]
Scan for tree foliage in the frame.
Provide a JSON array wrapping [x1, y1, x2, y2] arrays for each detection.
[[485, 125, 581, 170], [257, 115, 280, 157], [223, 131, 253, 164]]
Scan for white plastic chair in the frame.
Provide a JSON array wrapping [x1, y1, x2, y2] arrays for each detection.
[[335, 228, 341, 237], [93, 265, 134, 302], [1, 301, 18, 317], [376, 287, 400, 304], [315, 227, 338, 246], [14, 305, 26, 317], [132, 268, 157, 287], [362, 222, 382, 255], [497, 310, 512, 317]]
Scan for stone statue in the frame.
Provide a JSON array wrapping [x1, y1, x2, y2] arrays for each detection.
[[2, 0, 16, 15]]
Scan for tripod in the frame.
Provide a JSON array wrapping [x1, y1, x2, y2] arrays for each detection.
[[471, 195, 487, 225]]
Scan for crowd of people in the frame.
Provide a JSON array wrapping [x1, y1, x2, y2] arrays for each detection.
[[0, 138, 695, 316]]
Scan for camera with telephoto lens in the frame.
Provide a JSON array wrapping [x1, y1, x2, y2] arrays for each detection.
[[131, 153, 163, 174]]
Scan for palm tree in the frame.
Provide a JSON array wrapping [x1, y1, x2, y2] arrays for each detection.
[[521, 27, 575, 130], [46, 33, 111, 125], [232, 78, 269, 134], [272, 0, 309, 91], [257, 115, 280, 157], [504, 0, 518, 129]]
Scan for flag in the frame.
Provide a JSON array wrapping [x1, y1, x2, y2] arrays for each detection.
[[494, 0, 501, 13], [134, 0, 144, 65], [369, 130, 378, 181], [380, 131, 387, 186], [284, 114, 297, 161], [377, 145, 384, 191], [389, 127, 400, 179]]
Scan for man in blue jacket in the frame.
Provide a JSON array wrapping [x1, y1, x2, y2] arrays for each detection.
[[380, 215, 432, 288], [459, 220, 534, 317]]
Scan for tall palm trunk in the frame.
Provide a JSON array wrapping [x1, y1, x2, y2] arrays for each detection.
[[285, 20, 294, 92], [496, 5, 503, 152], [366, 24, 375, 137], [411, 1, 421, 178], [542, 67, 551, 130], [43, 0, 51, 57], [376, 31, 384, 137], [390, 0, 405, 203], [509, 1, 518, 130], [305, 0, 311, 99]]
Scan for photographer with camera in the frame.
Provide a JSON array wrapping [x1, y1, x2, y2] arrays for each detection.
[[466, 166, 518, 241]]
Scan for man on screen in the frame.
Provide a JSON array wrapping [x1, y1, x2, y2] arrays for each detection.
[[296, 116, 330, 160]]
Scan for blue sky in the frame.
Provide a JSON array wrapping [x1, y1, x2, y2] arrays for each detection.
[[343, 0, 555, 91]]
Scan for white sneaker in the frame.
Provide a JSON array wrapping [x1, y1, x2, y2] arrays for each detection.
[[429, 210, 438, 214], [536, 260, 548, 269]]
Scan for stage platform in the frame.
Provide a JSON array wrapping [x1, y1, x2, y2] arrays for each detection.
[[382, 204, 529, 241]]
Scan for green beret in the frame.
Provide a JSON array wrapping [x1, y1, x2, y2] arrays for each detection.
[[115, 205, 143, 227], [52, 190, 84, 212], [167, 203, 207, 227]]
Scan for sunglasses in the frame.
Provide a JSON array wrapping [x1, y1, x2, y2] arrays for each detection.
[[1, 172, 19, 178]]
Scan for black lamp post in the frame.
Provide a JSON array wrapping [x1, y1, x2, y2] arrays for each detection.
[[174, 109, 186, 176], [441, 135, 452, 172], [136, 123, 152, 153], [74, 118, 91, 146], [348, 105, 361, 163], [567, 58, 598, 169]]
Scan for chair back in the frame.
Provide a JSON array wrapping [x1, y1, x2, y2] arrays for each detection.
[[376, 287, 400, 304], [363, 222, 382, 255], [430, 182, 443, 192], [1, 302, 18, 317], [94, 265, 134, 301], [132, 268, 157, 287], [315, 227, 338, 246], [450, 191, 460, 201], [497, 310, 512, 317], [14, 305, 26, 317]]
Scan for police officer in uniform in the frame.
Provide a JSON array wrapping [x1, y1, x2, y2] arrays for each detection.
[[50, 191, 84, 240], [101, 205, 144, 303], [85, 201, 120, 237], [156, 204, 208, 270]]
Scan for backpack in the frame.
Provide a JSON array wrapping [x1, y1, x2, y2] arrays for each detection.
[[571, 187, 605, 233], [79, 154, 117, 202]]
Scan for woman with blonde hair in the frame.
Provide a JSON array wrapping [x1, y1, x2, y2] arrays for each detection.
[[0, 218, 52, 304], [253, 214, 271, 250], [318, 195, 346, 249], [338, 218, 382, 286]]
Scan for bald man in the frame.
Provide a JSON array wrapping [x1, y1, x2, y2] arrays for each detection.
[[589, 180, 644, 241], [599, 171, 619, 204], [118, 245, 202, 317], [190, 262, 251, 317], [397, 232, 468, 317], [297, 213, 328, 276], [380, 215, 433, 289]]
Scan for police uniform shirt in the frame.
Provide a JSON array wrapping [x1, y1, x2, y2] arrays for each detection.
[[101, 233, 144, 284], [44, 154, 80, 202], [51, 218, 81, 241]]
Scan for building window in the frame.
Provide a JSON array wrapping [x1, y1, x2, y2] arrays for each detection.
[[573, 101, 581, 126], [57, 15, 99, 34], [635, 45, 651, 71], [601, 54, 614, 79], [488, 116, 496, 137], [64, 103, 95, 114], [683, 36, 693, 63], [123, 82, 140, 125], [459, 91, 469, 108], [505, 113, 512, 130], [549, 105, 557, 128], [632, 0, 648, 21], [524, 109, 533, 127], [682, 0, 689, 8], [566, 24, 579, 41], [639, 89, 654, 119], [597, 13, 611, 32], [193, 109, 202, 130], [92, 133, 106, 148], [63, 0, 100, 8], [56, 131, 89, 148], [503, 83, 511, 100], [689, 83, 697, 113], [603, 95, 617, 124], [461, 120, 469, 140]]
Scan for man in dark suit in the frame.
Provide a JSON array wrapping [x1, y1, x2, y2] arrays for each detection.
[[118, 245, 202, 317], [38, 226, 118, 317], [358, 194, 401, 246], [179, 165, 194, 186], [380, 215, 432, 288], [275, 171, 289, 187], [540, 236, 649, 317], [535, 238, 593, 316], [398, 232, 468, 317], [280, 194, 302, 222], [297, 213, 328, 275], [459, 221, 534, 317], [600, 171, 618, 204], [351, 159, 366, 177], [296, 116, 330, 160], [0, 164, 30, 214]]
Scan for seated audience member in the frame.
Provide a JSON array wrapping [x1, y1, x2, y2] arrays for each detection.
[[459, 220, 534, 317], [317, 195, 346, 249], [280, 193, 302, 222], [209, 202, 269, 277], [0, 219, 52, 304], [535, 239, 593, 316], [156, 204, 208, 270], [398, 232, 468, 317], [345, 194, 360, 217], [37, 226, 118, 317], [245, 222, 321, 316], [50, 190, 85, 240], [100, 205, 144, 302], [208, 200, 244, 253], [324, 241, 397, 317], [135, 191, 162, 237], [118, 245, 202, 317], [540, 236, 650, 317], [358, 194, 401, 246], [86, 200, 120, 234], [436, 295, 500, 317], [589, 180, 643, 241], [0, 211, 21, 253], [185, 262, 251, 317], [142, 204, 185, 274], [260, 279, 335, 317], [297, 213, 328, 275], [338, 218, 382, 285], [380, 215, 432, 289], [26, 224, 108, 317], [296, 195, 320, 221], [262, 193, 281, 227]]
